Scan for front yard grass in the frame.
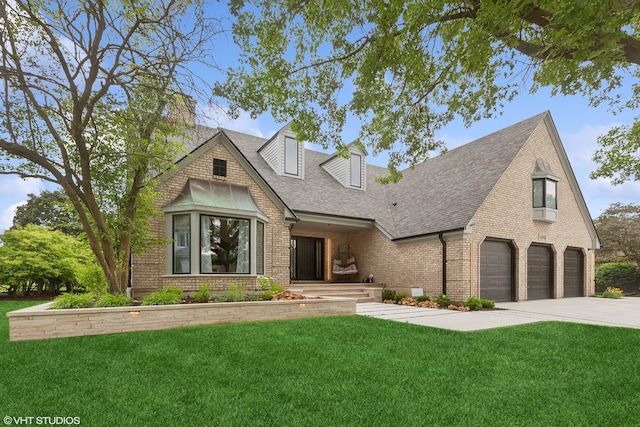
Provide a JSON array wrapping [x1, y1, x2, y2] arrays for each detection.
[[2, 300, 639, 426]]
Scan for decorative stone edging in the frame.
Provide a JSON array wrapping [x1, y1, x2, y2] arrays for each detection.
[[6, 297, 356, 341]]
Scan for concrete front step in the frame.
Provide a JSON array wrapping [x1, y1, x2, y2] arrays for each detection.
[[288, 282, 382, 303]]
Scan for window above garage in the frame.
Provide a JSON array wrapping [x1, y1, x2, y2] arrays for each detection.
[[532, 160, 558, 223]]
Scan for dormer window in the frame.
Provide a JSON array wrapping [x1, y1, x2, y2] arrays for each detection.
[[532, 160, 558, 223], [258, 124, 304, 179], [321, 144, 367, 190], [284, 136, 299, 176], [350, 153, 362, 188]]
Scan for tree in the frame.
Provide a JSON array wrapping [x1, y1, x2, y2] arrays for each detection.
[[12, 189, 83, 236], [219, 0, 640, 182], [0, 225, 90, 295], [0, 1, 220, 293], [594, 202, 640, 264]]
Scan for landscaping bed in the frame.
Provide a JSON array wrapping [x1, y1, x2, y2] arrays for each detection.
[[7, 294, 355, 341]]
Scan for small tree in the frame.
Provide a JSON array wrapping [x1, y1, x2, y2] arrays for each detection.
[[0, 225, 84, 295], [594, 203, 640, 264], [0, 1, 220, 293], [12, 189, 83, 236]]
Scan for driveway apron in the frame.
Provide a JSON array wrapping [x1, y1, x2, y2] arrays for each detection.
[[356, 297, 640, 331]]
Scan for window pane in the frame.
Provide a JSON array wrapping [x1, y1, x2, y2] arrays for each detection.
[[284, 136, 298, 175], [201, 215, 250, 274], [256, 221, 265, 275], [350, 154, 362, 187], [173, 214, 190, 274], [546, 179, 557, 209], [532, 179, 544, 208]]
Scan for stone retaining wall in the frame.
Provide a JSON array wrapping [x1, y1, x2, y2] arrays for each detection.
[[7, 298, 356, 341]]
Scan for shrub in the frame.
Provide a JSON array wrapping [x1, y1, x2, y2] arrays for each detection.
[[191, 284, 211, 303], [381, 285, 395, 301], [256, 276, 286, 300], [393, 293, 407, 303], [595, 263, 639, 292], [96, 293, 132, 307], [74, 262, 108, 295], [217, 283, 247, 302], [481, 299, 495, 309], [602, 287, 623, 299], [415, 295, 430, 303], [142, 286, 183, 305], [435, 293, 452, 307], [50, 293, 95, 309], [463, 296, 483, 311]]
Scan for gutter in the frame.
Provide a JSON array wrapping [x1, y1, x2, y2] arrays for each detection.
[[438, 232, 447, 296]]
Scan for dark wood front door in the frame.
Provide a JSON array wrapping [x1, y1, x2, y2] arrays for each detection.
[[291, 237, 324, 280]]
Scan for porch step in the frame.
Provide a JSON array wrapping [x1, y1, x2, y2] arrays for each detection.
[[288, 282, 382, 303]]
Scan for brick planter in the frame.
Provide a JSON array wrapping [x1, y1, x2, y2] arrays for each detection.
[[6, 297, 356, 341]]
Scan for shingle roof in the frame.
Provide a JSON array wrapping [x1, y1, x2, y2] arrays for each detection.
[[178, 112, 548, 240]]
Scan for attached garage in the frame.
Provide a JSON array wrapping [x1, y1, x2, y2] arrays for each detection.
[[527, 245, 553, 300], [564, 248, 584, 297], [480, 240, 514, 302]]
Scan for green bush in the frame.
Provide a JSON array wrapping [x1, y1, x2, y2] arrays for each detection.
[[50, 293, 95, 309], [74, 262, 108, 295], [435, 293, 452, 307], [393, 293, 406, 303], [463, 296, 483, 311], [602, 287, 623, 299], [95, 293, 132, 307], [142, 286, 183, 306], [217, 283, 247, 302], [481, 299, 495, 309], [256, 276, 286, 300], [381, 287, 396, 301], [595, 263, 639, 292], [191, 284, 211, 303], [415, 295, 430, 303]]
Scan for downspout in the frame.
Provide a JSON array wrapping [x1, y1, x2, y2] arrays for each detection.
[[439, 232, 447, 295]]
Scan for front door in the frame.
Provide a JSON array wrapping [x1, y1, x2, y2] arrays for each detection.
[[291, 237, 324, 280]]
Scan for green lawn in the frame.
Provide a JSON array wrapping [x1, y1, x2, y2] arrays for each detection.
[[1, 301, 639, 426]]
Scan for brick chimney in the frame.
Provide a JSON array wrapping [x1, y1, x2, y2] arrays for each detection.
[[167, 94, 196, 126]]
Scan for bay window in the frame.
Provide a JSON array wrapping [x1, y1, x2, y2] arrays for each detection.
[[200, 215, 250, 274], [165, 179, 268, 276]]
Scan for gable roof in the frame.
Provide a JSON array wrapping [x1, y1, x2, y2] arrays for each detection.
[[165, 128, 297, 222], [173, 111, 597, 246], [381, 112, 546, 239]]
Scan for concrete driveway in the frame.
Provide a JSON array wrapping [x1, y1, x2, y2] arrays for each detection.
[[356, 297, 640, 331]]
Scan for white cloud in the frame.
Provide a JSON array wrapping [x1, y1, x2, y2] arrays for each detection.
[[0, 177, 47, 200], [0, 201, 26, 234], [558, 122, 640, 217], [200, 104, 278, 138], [0, 177, 48, 234]]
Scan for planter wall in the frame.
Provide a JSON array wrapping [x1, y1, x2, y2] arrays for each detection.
[[7, 297, 356, 341]]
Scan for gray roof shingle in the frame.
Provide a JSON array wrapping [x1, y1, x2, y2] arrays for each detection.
[[177, 112, 548, 240]]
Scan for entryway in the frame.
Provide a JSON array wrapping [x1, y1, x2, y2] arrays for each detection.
[[290, 237, 324, 281]]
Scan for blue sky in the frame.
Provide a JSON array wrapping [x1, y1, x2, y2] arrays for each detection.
[[0, 7, 638, 234]]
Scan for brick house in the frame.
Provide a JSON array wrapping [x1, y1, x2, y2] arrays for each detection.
[[132, 111, 600, 302]]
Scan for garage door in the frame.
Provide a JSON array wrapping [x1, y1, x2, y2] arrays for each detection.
[[527, 245, 553, 300], [564, 249, 584, 297], [480, 240, 513, 302]]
